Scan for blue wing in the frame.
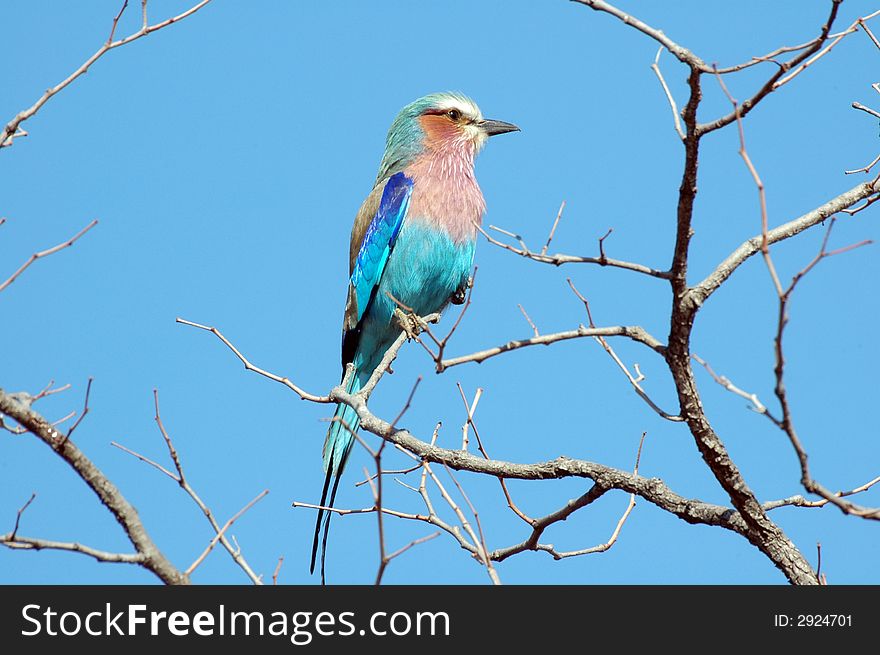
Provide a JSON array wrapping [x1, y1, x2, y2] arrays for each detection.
[[350, 172, 413, 323]]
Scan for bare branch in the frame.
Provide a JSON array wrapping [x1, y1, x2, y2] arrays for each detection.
[[651, 47, 685, 140], [597, 228, 613, 262], [1, 535, 144, 565], [860, 17, 880, 50], [711, 60, 878, 522], [295, 428, 491, 576], [272, 556, 284, 585], [852, 101, 880, 120], [517, 304, 540, 338], [689, 178, 880, 310], [108, 0, 130, 43], [456, 384, 483, 453], [845, 153, 880, 176], [176, 318, 332, 403], [775, 7, 867, 89], [0, 388, 187, 584], [712, 68, 783, 297], [60, 377, 93, 446], [567, 279, 682, 422], [113, 389, 267, 583], [386, 284, 471, 372], [697, 1, 842, 136], [329, 385, 749, 531], [1, 0, 216, 148], [816, 543, 827, 585], [0, 220, 97, 293], [439, 323, 666, 371], [768, 219, 877, 519], [691, 353, 771, 417], [437, 463, 501, 584], [111, 440, 178, 481], [388, 377, 422, 430], [32, 380, 72, 403], [540, 201, 566, 256], [477, 223, 670, 279], [841, 194, 880, 216], [764, 475, 880, 512], [572, 0, 707, 70], [383, 532, 441, 563], [491, 485, 605, 562], [9, 493, 37, 541], [185, 489, 269, 576]]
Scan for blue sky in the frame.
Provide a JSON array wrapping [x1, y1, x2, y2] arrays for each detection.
[[2, 0, 878, 585]]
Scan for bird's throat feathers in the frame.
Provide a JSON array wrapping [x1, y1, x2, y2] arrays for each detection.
[[403, 115, 486, 243]]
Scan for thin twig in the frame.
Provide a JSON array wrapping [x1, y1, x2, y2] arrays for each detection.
[[845, 153, 880, 176], [439, 323, 665, 371], [456, 384, 483, 453], [176, 318, 331, 403], [112, 390, 268, 582], [436, 462, 501, 585], [852, 102, 880, 120], [768, 218, 877, 519], [572, 0, 708, 69], [698, 1, 843, 135], [110, 441, 177, 480], [492, 432, 646, 561], [272, 556, 284, 585], [1, 0, 215, 148], [384, 532, 441, 563], [816, 543, 827, 585], [859, 17, 880, 51], [9, 493, 37, 541], [774, 6, 862, 89], [185, 489, 269, 576], [0, 389, 186, 584], [840, 195, 880, 216], [59, 377, 93, 446], [1, 535, 144, 564], [540, 201, 566, 255], [477, 223, 670, 279], [388, 377, 422, 430], [691, 353, 772, 417], [597, 228, 613, 263], [567, 279, 682, 422], [0, 220, 97, 293], [764, 474, 880, 511], [517, 304, 540, 337], [651, 47, 685, 140], [32, 380, 72, 402]]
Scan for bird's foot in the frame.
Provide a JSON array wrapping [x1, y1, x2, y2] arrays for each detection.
[[393, 308, 425, 340], [450, 277, 472, 305]]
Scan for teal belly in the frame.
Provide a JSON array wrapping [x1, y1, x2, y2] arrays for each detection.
[[354, 220, 475, 370]]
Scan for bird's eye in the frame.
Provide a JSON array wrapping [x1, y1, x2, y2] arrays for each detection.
[[447, 109, 462, 121]]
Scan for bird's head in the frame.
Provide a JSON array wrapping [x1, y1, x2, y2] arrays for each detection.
[[377, 92, 519, 182]]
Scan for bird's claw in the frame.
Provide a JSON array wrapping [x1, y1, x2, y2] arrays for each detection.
[[393, 308, 424, 340], [450, 277, 472, 305]]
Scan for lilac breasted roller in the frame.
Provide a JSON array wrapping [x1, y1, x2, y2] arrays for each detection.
[[311, 92, 519, 580]]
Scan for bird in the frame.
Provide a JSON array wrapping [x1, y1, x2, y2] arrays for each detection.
[[311, 92, 519, 582]]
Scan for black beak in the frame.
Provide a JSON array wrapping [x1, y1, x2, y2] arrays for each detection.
[[479, 118, 520, 137]]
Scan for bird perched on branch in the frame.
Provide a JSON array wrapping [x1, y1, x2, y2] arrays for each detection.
[[311, 92, 519, 581]]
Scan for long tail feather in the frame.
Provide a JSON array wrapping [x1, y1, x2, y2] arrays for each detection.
[[309, 466, 334, 575], [309, 368, 363, 582], [320, 472, 344, 584]]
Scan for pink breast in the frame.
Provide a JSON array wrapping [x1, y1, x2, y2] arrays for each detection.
[[404, 144, 486, 243]]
